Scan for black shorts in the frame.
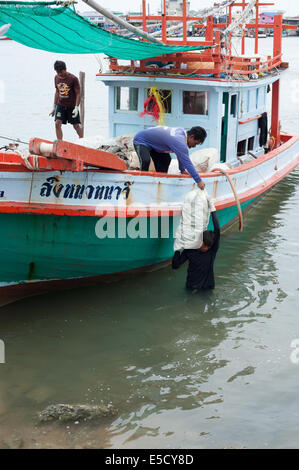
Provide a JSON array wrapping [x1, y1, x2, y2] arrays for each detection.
[[134, 144, 171, 173], [54, 104, 81, 125]]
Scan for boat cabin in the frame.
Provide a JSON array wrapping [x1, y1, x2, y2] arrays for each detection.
[[98, 73, 280, 166]]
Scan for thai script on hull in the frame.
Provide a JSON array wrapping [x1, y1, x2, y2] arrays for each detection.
[[40, 177, 132, 201]]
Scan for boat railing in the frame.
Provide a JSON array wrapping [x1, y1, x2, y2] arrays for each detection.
[[107, 50, 286, 79], [112, 1, 297, 80]]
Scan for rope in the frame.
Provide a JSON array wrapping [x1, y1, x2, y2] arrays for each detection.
[[0, 134, 29, 145], [223, 0, 257, 37], [212, 168, 243, 232], [268, 136, 276, 151], [150, 0, 237, 38], [18, 152, 40, 171]]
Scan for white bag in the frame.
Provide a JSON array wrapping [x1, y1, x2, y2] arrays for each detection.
[[209, 162, 231, 172], [167, 159, 181, 175], [190, 148, 219, 173], [174, 189, 215, 251], [167, 148, 219, 176]]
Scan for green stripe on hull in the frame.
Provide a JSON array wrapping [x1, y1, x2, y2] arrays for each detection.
[[1, 213, 179, 283], [0, 198, 256, 284], [207, 198, 256, 230]]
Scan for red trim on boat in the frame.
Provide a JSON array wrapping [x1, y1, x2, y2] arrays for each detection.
[[239, 115, 262, 124], [97, 73, 260, 84], [0, 134, 298, 178], [0, 203, 182, 217], [0, 135, 298, 217], [0, 153, 298, 217]]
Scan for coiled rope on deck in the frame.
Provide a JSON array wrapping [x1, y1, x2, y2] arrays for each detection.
[[20, 154, 40, 171]]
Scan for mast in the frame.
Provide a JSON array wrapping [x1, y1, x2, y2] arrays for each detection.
[[81, 0, 163, 44]]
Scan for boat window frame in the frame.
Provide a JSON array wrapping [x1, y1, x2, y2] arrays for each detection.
[[114, 86, 139, 113], [144, 88, 173, 115], [182, 90, 209, 116], [256, 88, 260, 110], [248, 136, 255, 151], [230, 94, 238, 117], [237, 139, 247, 157]]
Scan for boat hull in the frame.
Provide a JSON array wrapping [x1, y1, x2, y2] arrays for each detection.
[[0, 198, 255, 306], [0, 133, 298, 305]]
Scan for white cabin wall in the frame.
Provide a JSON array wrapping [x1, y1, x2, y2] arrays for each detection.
[[107, 81, 223, 159], [236, 84, 269, 157]]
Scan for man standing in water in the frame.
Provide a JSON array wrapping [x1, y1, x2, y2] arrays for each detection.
[[50, 61, 83, 140], [172, 201, 220, 291]]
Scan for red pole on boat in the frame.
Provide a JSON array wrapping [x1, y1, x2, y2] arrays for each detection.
[[228, 3, 232, 56], [255, 0, 259, 54], [183, 0, 187, 44], [142, 0, 147, 32], [241, 0, 246, 55], [206, 16, 213, 43], [162, 0, 167, 43], [271, 79, 280, 149], [214, 30, 221, 78], [273, 14, 283, 61], [271, 15, 283, 148]]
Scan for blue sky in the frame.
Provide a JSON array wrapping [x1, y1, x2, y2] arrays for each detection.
[[78, 0, 298, 16]]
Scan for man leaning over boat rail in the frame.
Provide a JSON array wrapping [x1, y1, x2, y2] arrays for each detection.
[[133, 126, 207, 190]]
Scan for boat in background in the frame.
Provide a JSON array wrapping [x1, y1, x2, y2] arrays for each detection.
[[0, 0, 298, 306]]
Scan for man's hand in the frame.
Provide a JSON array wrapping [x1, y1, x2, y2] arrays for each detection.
[[49, 107, 56, 117], [197, 180, 205, 191], [72, 106, 79, 118]]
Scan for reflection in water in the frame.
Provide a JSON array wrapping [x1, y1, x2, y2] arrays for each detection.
[[0, 170, 298, 448]]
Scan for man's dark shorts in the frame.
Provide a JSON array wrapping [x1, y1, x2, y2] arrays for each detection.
[[54, 104, 81, 125], [134, 144, 171, 173]]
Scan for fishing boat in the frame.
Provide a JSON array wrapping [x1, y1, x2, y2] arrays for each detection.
[[0, 0, 298, 305]]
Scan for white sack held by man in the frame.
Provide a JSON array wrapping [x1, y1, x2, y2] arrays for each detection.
[[174, 188, 216, 251]]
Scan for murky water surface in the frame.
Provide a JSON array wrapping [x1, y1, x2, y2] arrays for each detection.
[[0, 37, 299, 449]]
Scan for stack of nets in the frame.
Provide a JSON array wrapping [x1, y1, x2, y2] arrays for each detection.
[[78, 134, 140, 170]]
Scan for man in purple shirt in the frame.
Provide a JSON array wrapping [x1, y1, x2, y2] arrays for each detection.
[[133, 126, 207, 190]]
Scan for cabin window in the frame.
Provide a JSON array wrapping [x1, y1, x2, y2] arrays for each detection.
[[237, 139, 247, 156], [247, 89, 256, 112], [146, 89, 172, 113], [183, 91, 208, 115], [256, 88, 260, 109], [115, 87, 138, 111], [248, 136, 255, 151], [230, 94, 237, 117]]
